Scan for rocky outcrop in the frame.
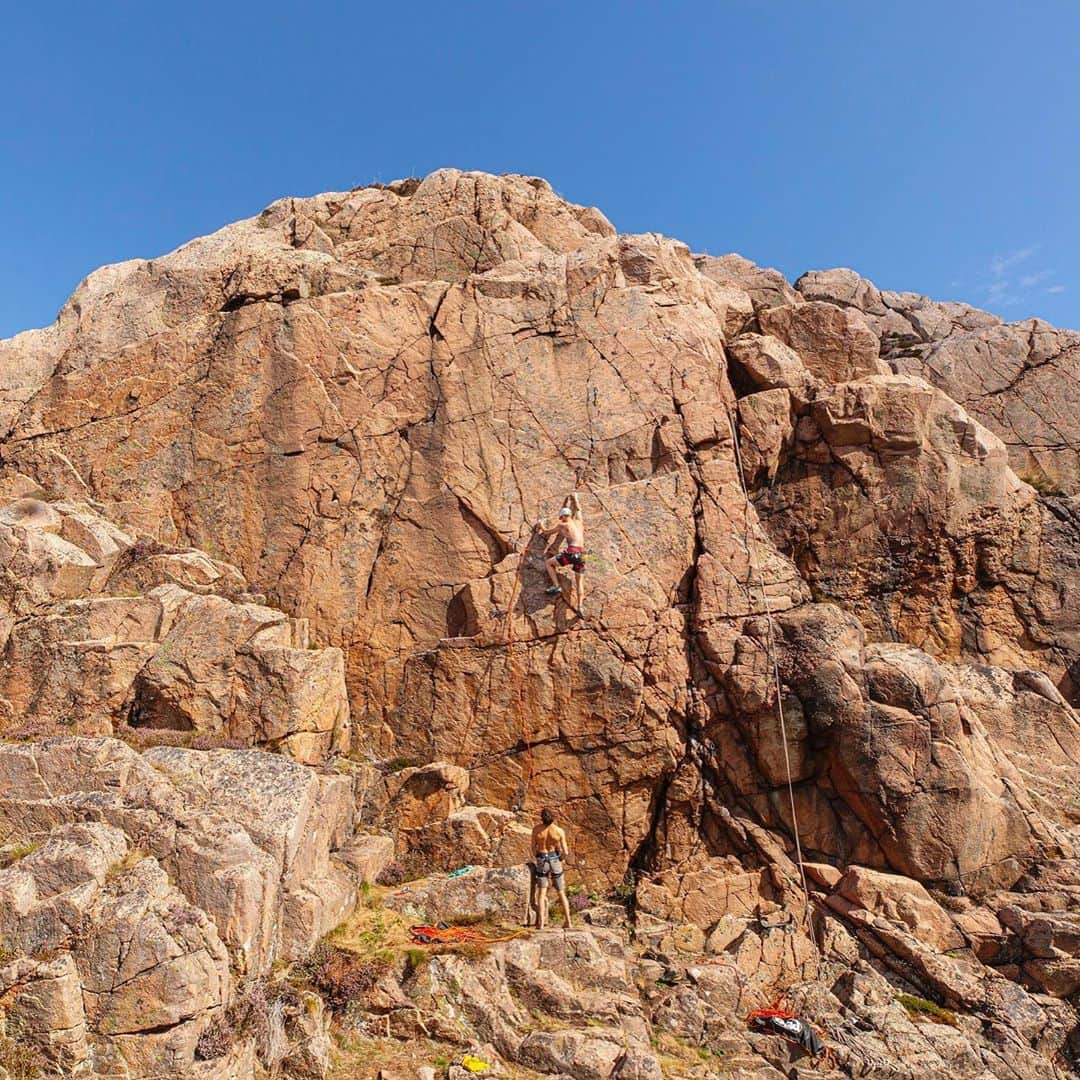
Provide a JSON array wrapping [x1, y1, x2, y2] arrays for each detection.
[[793, 266, 1080, 498], [324, 865, 1080, 1079], [1, 170, 1078, 1077], [0, 737, 355, 1076], [0, 492, 349, 763]]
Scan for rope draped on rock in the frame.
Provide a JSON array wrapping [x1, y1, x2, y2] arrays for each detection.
[[726, 406, 820, 951]]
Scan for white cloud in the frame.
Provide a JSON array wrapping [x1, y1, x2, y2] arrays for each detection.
[[1019, 270, 1052, 288], [989, 246, 1037, 277], [978, 246, 1065, 310]]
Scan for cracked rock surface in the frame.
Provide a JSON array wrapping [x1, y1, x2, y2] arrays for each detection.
[[0, 169, 1078, 1077]]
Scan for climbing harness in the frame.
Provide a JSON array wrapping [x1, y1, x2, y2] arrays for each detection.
[[726, 407, 819, 950], [554, 545, 587, 572]]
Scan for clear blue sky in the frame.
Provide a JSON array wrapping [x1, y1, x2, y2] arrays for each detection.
[[3, 2, 1078, 339]]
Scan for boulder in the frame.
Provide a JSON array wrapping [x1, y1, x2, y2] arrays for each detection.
[[0, 737, 356, 972], [758, 301, 885, 382], [727, 333, 814, 392], [0, 494, 351, 764], [832, 866, 965, 952]]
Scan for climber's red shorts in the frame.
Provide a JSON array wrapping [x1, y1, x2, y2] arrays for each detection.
[[556, 547, 587, 573]]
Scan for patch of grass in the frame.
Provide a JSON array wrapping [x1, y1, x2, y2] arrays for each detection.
[[384, 756, 420, 773], [443, 941, 491, 963], [325, 897, 413, 964], [118, 727, 195, 752], [526, 1010, 568, 1034], [445, 912, 486, 927], [106, 849, 148, 880], [0, 840, 40, 869], [333, 1034, 526, 1080], [190, 735, 248, 751], [1017, 465, 1066, 497], [896, 993, 958, 1027], [0, 1016, 47, 1079], [652, 1030, 711, 1072], [404, 947, 428, 973]]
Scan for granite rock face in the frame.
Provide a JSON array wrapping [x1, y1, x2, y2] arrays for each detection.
[[0, 737, 355, 1076], [0, 494, 349, 763], [794, 265, 1080, 497], [0, 170, 1078, 1077]]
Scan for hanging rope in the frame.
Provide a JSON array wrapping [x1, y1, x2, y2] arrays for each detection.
[[725, 405, 819, 950], [502, 540, 536, 808]]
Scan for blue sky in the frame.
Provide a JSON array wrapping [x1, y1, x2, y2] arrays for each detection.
[[2, 2, 1078, 338]]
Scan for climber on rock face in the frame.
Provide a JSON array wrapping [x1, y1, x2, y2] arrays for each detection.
[[529, 807, 573, 931], [541, 493, 586, 617]]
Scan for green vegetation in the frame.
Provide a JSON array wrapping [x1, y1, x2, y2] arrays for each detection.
[[358, 881, 381, 909], [106, 849, 148, 881], [896, 993, 958, 1027], [611, 870, 637, 906], [1017, 465, 1066, 496], [0, 1016, 46, 1079], [323, 901, 411, 967], [0, 839, 41, 869], [404, 947, 428, 973]]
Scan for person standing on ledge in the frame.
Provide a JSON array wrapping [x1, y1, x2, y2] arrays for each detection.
[[529, 807, 573, 930], [540, 493, 586, 617]]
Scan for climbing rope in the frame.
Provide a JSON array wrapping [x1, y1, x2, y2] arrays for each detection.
[[502, 540, 536, 807], [725, 405, 819, 950]]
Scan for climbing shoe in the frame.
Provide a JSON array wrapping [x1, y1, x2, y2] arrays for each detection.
[[545, 585, 562, 596]]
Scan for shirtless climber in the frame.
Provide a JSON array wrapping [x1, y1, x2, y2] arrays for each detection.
[[526, 807, 573, 931], [540, 494, 586, 616]]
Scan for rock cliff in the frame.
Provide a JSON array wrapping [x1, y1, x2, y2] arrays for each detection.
[[0, 170, 1077, 1078]]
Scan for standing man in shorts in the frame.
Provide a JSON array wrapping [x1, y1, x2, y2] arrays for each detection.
[[528, 807, 573, 930], [541, 493, 586, 617]]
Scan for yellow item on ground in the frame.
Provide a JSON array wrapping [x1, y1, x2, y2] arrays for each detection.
[[461, 1054, 491, 1073]]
